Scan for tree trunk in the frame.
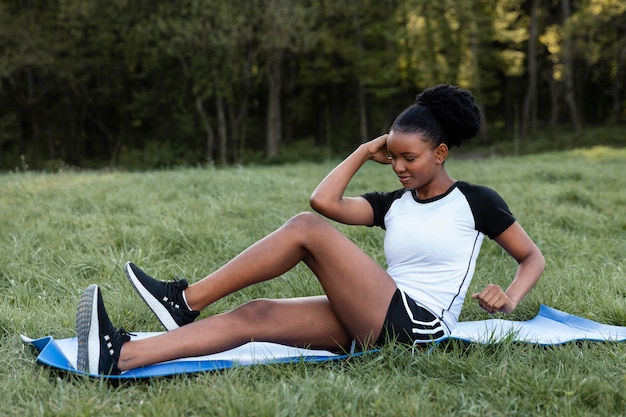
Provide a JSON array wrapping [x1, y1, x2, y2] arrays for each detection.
[[612, 47, 624, 123], [521, 0, 539, 139], [266, 49, 283, 157], [228, 99, 247, 165], [195, 96, 215, 162], [65, 99, 85, 167], [357, 81, 368, 143], [548, 72, 560, 128], [235, 50, 253, 164], [351, 12, 368, 144], [470, 31, 489, 143], [216, 95, 227, 165], [561, 0, 582, 132], [283, 53, 296, 145], [109, 131, 122, 168], [235, 98, 249, 165]]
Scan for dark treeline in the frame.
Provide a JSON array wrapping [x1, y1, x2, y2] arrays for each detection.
[[1, 0, 624, 170]]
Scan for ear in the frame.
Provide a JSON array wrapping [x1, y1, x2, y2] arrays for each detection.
[[434, 143, 449, 164]]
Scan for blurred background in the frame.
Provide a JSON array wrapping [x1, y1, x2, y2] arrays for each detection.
[[0, 0, 624, 170]]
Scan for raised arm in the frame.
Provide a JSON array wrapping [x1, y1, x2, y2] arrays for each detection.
[[310, 134, 390, 225], [472, 222, 545, 314]]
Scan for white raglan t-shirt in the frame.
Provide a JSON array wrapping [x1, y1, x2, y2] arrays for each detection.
[[362, 181, 515, 333]]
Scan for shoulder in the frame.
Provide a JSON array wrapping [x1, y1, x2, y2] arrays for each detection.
[[362, 188, 407, 205], [361, 189, 408, 228], [455, 181, 511, 210], [455, 181, 515, 239]]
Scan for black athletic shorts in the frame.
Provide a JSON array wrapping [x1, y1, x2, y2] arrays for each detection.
[[375, 288, 446, 347]]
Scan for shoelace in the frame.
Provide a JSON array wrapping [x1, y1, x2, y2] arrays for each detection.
[[161, 279, 187, 310], [118, 328, 135, 338], [103, 328, 134, 359], [102, 328, 135, 375]]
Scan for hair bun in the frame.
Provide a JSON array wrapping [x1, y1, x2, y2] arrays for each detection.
[[416, 84, 481, 146]]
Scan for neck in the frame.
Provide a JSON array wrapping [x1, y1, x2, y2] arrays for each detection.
[[414, 174, 456, 200]]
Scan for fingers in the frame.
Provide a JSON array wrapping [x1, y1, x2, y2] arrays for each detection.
[[472, 284, 511, 314], [372, 133, 389, 144], [365, 134, 391, 164], [366, 134, 388, 153]]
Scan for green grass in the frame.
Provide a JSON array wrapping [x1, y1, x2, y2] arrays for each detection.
[[1, 146, 625, 416]]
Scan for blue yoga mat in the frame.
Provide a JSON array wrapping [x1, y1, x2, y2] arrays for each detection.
[[22, 305, 626, 379], [20, 335, 360, 379], [442, 304, 626, 345]]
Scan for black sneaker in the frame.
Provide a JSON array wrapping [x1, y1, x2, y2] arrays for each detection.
[[76, 284, 131, 376], [124, 262, 199, 331]]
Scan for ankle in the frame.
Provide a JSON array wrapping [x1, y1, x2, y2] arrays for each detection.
[[117, 343, 130, 371], [181, 289, 195, 312]]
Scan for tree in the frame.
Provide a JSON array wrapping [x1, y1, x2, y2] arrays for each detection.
[[131, 0, 257, 165], [53, 0, 160, 167], [0, 1, 61, 166], [398, 0, 528, 137], [560, 0, 583, 131], [255, 0, 318, 157], [566, 0, 626, 124], [521, 0, 540, 139], [1, 0, 623, 170]]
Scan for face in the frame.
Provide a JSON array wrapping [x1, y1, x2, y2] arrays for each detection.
[[386, 130, 448, 190]]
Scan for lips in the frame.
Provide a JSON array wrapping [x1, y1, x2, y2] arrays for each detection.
[[398, 176, 412, 185]]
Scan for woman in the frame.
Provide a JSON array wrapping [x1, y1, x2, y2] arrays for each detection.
[[77, 84, 545, 375]]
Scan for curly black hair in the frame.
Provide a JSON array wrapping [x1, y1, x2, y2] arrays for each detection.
[[390, 84, 481, 148]]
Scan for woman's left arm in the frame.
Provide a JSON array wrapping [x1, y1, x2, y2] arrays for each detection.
[[472, 222, 545, 314]]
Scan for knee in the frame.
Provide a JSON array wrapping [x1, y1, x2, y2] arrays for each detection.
[[235, 298, 277, 323], [286, 212, 326, 231]]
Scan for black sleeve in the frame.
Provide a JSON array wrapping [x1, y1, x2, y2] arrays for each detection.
[[457, 182, 516, 239], [361, 189, 406, 229]]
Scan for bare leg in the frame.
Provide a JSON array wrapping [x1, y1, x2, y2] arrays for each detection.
[[185, 213, 396, 337], [118, 213, 397, 370], [118, 296, 351, 370]]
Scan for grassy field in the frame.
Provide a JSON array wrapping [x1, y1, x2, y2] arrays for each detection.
[[1, 146, 625, 416]]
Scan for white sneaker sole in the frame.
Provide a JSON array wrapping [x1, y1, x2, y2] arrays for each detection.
[[124, 262, 179, 331], [76, 284, 101, 375]]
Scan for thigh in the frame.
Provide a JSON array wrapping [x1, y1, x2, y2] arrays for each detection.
[[237, 296, 353, 352], [292, 213, 397, 346], [122, 295, 354, 368]]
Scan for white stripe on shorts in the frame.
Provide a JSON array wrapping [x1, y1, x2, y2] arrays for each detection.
[[400, 290, 445, 340]]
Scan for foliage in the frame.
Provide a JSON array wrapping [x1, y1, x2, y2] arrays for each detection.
[[0, 0, 624, 170], [0, 149, 625, 416]]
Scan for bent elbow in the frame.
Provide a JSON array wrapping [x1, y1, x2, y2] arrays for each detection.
[[537, 250, 546, 274], [309, 194, 329, 215], [309, 195, 322, 213], [527, 247, 546, 280]]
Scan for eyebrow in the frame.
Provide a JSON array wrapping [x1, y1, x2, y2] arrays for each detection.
[[388, 151, 418, 156]]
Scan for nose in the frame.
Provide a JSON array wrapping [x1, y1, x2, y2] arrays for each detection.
[[393, 159, 405, 173]]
